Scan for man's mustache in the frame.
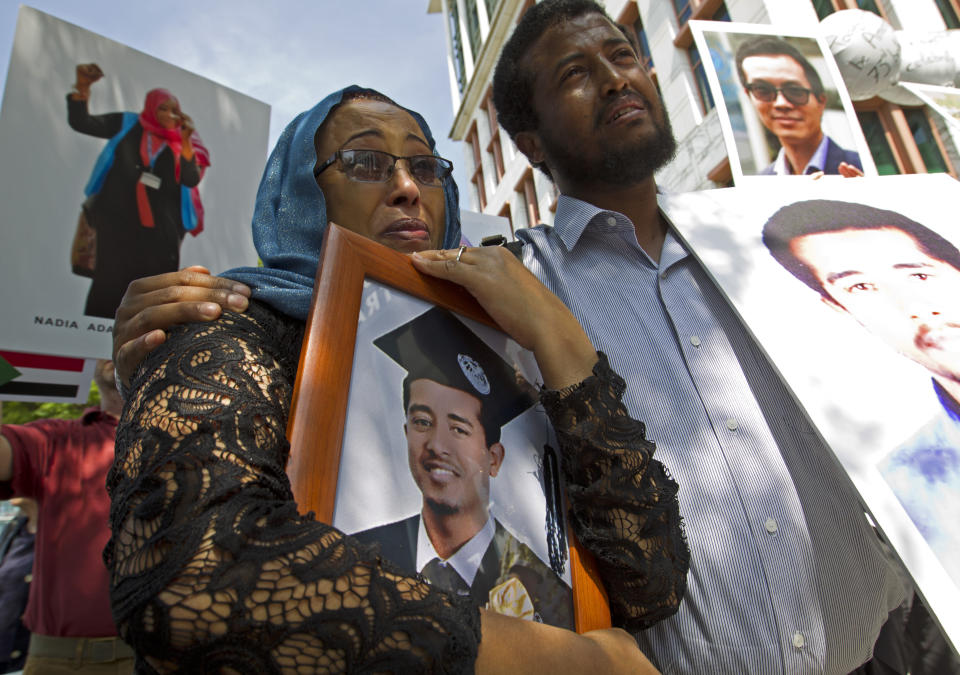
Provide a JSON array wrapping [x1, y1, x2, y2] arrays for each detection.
[[596, 91, 652, 128]]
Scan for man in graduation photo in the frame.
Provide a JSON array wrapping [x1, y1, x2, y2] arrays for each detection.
[[353, 306, 574, 629]]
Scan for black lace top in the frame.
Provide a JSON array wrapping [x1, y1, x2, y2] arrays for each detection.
[[106, 300, 688, 673]]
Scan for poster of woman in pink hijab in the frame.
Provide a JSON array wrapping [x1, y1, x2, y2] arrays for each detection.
[[0, 7, 269, 360], [67, 64, 213, 318]]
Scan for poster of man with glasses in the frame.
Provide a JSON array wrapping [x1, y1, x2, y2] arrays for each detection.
[[690, 22, 876, 182]]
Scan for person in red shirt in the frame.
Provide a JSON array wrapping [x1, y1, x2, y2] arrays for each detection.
[[0, 359, 133, 675]]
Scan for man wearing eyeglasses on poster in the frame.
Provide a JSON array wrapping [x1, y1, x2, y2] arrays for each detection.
[[736, 35, 864, 177]]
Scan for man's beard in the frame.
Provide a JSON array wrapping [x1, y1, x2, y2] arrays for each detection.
[[425, 497, 459, 516], [541, 107, 677, 187]]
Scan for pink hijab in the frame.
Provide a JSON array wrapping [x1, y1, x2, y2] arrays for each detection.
[[135, 88, 211, 231]]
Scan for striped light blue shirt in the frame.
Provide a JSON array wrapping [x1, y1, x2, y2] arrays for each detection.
[[519, 195, 909, 675]]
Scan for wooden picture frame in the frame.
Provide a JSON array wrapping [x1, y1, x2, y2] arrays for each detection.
[[286, 224, 612, 632]]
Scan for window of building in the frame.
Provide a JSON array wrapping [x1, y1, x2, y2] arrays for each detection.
[[616, 5, 663, 100], [447, 0, 466, 94], [484, 91, 505, 182], [934, 0, 960, 29], [810, 0, 887, 20], [464, 0, 482, 62], [688, 44, 715, 112], [498, 202, 514, 236], [617, 5, 655, 73], [515, 188, 531, 230], [518, 170, 540, 228], [856, 110, 901, 175], [811, 0, 836, 19], [672, 1, 730, 115], [903, 108, 951, 174], [707, 158, 734, 187], [853, 0, 883, 14], [673, 0, 693, 24], [854, 100, 955, 176], [467, 123, 487, 210], [633, 16, 655, 73]]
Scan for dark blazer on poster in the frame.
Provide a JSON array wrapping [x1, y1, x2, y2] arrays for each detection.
[[353, 516, 573, 628], [760, 136, 862, 175]]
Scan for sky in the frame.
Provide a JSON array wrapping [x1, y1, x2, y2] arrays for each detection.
[[0, 0, 471, 203]]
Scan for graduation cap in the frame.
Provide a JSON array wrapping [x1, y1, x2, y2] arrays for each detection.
[[374, 307, 536, 444]]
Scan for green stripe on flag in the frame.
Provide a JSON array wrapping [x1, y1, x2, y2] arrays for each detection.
[[0, 355, 21, 387]]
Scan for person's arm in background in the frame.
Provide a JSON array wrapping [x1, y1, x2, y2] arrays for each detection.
[[66, 63, 124, 139], [0, 432, 11, 483], [0, 414, 55, 499], [175, 112, 203, 187]]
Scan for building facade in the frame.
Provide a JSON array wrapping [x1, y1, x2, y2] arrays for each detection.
[[428, 0, 960, 231]]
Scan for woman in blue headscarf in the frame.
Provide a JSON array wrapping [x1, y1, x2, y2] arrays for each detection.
[[106, 87, 684, 674]]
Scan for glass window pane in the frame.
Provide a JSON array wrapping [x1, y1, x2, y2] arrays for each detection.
[[811, 0, 836, 21], [464, 0, 482, 60], [856, 110, 900, 175], [855, 0, 882, 15], [484, 0, 499, 19], [632, 17, 654, 71], [904, 108, 950, 173], [934, 0, 960, 28], [447, 0, 466, 93], [673, 0, 691, 24], [689, 45, 715, 112]]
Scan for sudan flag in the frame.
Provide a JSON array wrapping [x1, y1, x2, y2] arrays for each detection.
[[0, 350, 95, 403]]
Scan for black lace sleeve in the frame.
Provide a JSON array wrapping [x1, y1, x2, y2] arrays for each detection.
[[104, 301, 481, 674], [541, 353, 689, 633]]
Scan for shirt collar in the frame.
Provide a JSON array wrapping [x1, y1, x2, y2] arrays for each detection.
[[554, 193, 689, 272], [416, 514, 496, 587], [772, 135, 830, 175], [553, 194, 610, 252], [657, 210, 693, 272]]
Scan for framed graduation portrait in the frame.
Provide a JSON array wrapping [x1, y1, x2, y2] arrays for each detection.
[[286, 224, 611, 633]]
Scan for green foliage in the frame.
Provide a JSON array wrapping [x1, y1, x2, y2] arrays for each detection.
[[0, 378, 101, 425]]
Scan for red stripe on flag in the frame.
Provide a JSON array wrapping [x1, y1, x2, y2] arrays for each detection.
[[0, 350, 86, 372]]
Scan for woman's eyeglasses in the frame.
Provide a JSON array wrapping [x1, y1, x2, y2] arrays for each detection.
[[744, 82, 817, 106], [314, 149, 454, 187]]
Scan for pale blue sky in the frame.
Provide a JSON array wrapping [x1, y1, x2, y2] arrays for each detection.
[[0, 1, 471, 202]]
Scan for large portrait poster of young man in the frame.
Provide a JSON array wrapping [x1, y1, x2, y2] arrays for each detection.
[[0, 7, 269, 360], [661, 174, 959, 649], [331, 279, 574, 628], [689, 21, 876, 183]]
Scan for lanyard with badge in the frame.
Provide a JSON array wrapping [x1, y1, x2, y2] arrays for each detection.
[[139, 135, 166, 190]]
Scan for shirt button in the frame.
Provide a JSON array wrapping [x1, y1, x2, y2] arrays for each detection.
[[690, 336, 701, 347], [726, 419, 738, 431], [23, 573, 32, 583], [606, 216, 616, 226], [792, 631, 805, 649], [10, 650, 21, 659], [765, 518, 778, 534]]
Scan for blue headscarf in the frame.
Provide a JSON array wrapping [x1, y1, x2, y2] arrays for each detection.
[[223, 85, 462, 320]]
